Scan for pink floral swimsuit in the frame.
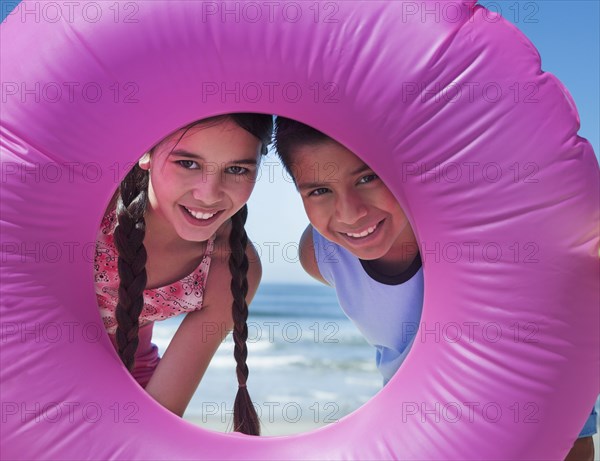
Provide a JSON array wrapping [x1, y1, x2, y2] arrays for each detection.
[[94, 208, 216, 387]]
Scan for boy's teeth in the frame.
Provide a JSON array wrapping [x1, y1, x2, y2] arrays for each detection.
[[346, 224, 377, 238], [185, 207, 216, 220]]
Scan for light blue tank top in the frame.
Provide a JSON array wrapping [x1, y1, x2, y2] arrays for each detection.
[[313, 228, 424, 384]]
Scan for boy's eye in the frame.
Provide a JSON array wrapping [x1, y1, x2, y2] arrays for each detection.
[[176, 160, 199, 170], [308, 187, 330, 197], [226, 166, 249, 175], [358, 174, 378, 184]]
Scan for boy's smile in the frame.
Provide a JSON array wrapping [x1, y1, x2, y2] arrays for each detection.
[[292, 140, 414, 263], [338, 218, 385, 245]]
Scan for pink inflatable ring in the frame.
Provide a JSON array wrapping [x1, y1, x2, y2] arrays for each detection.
[[1, 1, 598, 459]]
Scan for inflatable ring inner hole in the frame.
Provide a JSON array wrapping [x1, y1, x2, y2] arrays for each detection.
[[94, 114, 423, 437]]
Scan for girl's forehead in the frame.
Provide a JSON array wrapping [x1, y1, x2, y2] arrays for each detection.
[[153, 122, 260, 162], [150, 126, 194, 157]]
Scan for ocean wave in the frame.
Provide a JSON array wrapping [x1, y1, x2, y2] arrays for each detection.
[[209, 354, 311, 369]]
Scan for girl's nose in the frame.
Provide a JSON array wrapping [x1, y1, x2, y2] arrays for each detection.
[[191, 170, 224, 205]]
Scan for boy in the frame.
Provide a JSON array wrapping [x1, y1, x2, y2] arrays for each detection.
[[275, 116, 423, 386], [273, 116, 596, 460]]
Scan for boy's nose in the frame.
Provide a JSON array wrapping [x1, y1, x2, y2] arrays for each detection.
[[335, 193, 368, 225]]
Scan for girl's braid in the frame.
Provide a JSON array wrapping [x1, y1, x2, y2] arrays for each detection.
[[113, 165, 150, 372], [228, 204, 260, 435]]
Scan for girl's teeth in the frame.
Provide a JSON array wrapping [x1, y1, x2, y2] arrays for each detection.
[[346, 224, 377, 238], [185, 207, 216, 220]]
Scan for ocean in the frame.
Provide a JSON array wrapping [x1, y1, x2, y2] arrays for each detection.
[[152, 282, 382, 435]]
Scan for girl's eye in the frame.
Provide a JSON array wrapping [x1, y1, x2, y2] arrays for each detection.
[[226, 166, 249, 175], [308, 187, 330, 197], [358, 174, 378, 184], [176, 160, 199, 170]]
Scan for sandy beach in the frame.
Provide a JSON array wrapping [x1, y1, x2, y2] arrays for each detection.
[[186, 415, 332, 437]]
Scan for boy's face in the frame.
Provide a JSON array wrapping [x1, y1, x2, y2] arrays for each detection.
[[292, 140, 410, 260]]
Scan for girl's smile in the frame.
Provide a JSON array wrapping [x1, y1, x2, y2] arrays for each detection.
[[180, 205, 224, 227]]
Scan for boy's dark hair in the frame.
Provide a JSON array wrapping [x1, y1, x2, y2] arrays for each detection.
[[273, 116, 332, 179], [110, 113, 272, 436]]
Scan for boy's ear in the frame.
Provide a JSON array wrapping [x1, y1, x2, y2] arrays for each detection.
[[138, 152, 151, 170]]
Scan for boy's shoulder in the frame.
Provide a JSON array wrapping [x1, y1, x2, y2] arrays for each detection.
[[299, 225, 329, 286]]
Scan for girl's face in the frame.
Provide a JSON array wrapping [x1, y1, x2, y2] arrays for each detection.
[[292, 140, 410, 261], [139, 118, 263, 243]]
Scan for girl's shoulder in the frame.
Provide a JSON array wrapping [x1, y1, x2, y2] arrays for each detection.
[[209, 219, 261, 271], [210, 219, 233, 259], [98, 195, 119, 239], [210, 218, 259, 257], [99, 209, 118, 236], [202, 219, 262, 308]]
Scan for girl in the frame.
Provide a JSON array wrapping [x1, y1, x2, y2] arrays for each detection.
[[95, 113, 272, 436]]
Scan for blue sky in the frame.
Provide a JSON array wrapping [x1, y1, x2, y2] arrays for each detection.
[[2, 1, 598, 283], [478, 0, 599, 153]]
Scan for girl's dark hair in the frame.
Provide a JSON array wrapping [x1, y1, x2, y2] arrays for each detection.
[[111, 113, 272, 436], [273, 116, 331, 180]]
